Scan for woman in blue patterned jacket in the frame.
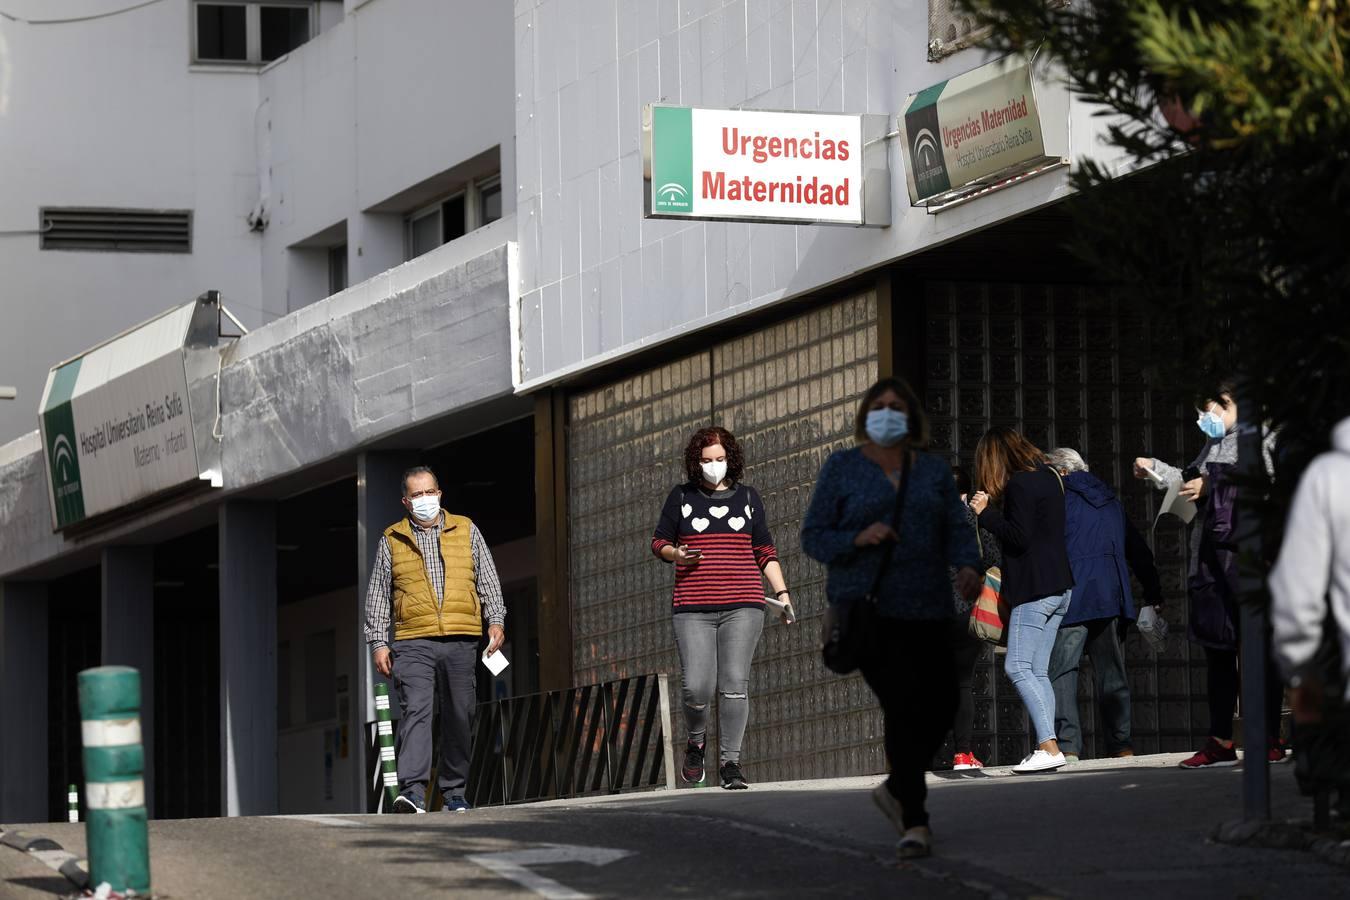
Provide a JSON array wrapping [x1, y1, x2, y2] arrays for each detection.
[[802, 376, 981, 860]]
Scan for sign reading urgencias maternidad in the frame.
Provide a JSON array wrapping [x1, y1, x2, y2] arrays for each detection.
[[40, 299, 219, 530], [643, 105, 890, 226], [900, 53, 1067, 209]]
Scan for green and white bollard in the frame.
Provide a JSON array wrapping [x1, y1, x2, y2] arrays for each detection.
[[374, 681, 399, 810], [68, 784, 79, 823], [78, 666, 150, 894]]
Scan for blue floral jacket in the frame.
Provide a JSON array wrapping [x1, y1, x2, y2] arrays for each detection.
[[802, 447, 980, 621]]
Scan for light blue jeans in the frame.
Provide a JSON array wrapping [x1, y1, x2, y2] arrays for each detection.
[[1006, 589, 1073, 745]]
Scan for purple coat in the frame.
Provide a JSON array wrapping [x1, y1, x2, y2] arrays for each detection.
[[1187, 461, 1240, 650]]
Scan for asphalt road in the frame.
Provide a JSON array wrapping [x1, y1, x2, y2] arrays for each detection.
[[2, 754, 1345, 899]]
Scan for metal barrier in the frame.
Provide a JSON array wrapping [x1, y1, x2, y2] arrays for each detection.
[[366, 673, 677, 811]]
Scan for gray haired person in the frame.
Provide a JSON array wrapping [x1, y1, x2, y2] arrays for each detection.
[[363, 465, 506, 813], [1045, 448, 1162, 761]]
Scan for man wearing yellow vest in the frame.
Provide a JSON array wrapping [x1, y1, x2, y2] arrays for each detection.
[[363, 466, 506, 813]]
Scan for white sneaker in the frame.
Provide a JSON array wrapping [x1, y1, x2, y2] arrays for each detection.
[[1012, 749, 1066, 774]]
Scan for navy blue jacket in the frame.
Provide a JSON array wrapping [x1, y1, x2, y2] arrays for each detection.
[[1060, 471, 1163, 626], [977, 464, 1074, 607]]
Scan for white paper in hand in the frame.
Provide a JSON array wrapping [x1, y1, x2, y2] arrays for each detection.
[[481, 650, 510, 676], [1136, 606, 1168, 655], [764, 597, 796, 624], [1146, 466, 1197, 526]]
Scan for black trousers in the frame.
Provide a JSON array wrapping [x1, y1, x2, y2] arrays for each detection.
[[860, 619, 958, 830], [1205, 646, 1283, 743], [949, 617, 984, 754], [391, 636, 479, 802]]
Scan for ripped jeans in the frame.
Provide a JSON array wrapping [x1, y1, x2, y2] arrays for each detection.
[[672, 607, 765, 763]]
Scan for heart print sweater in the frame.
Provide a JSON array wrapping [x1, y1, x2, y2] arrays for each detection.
[[651, 483, 778, 613]]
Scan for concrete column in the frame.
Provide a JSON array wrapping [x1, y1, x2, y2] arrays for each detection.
[[535, 391, 573, 693], [102, 546, 155, 815], [355, 450, 418, 811], [0, 581, 49, 822], [218, 501, 278, 817]]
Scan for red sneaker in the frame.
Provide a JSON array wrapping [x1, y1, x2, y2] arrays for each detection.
[[1179, 737, 1239, 769], [952, 752, 984, 771], [1267, 740, 1289, 764]]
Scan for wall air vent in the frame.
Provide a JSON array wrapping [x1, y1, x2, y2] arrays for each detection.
[[39, 208, 193, 253]]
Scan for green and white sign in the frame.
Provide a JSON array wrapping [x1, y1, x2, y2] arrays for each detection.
[[900, 54, 1062, 207], [644, 104, 868, 225], [43, 359, 86, 527], [39, 304, 204, 530]]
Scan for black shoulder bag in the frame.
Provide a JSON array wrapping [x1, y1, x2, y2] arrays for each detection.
[[821, 451, 912, 675]]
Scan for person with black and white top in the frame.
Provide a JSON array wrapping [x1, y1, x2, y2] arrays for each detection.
[[651, 426, 792, 790]]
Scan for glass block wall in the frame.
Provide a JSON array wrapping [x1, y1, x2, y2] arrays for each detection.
[[568, 292, 882, 782], [923, 281, 1206, 764], [568, 280, 1209, 782]]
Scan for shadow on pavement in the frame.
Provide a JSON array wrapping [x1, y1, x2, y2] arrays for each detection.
[[3, 875, 73, 897]]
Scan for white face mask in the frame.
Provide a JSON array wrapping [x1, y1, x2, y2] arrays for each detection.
[[409, 494, 440, 521], [700, 460, 728, 485]]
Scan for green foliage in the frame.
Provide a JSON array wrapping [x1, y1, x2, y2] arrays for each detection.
[[961, 0, 1350, 514]]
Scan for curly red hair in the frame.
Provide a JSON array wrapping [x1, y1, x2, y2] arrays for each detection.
[[683, 426, 745, 486]]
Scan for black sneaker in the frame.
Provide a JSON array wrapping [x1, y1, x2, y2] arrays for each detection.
[[682, 742, 706, 784], [392, 793, 425, 814], [720, 761, 748, 790]]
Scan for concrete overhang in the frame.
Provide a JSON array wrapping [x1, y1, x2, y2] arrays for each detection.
[[0, 217, 520, 580]]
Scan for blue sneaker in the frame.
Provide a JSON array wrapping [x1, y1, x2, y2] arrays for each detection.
[[444, 795, 471, 813]]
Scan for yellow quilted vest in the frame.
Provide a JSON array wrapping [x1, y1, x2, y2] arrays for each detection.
[[385, 512, 482, 640]]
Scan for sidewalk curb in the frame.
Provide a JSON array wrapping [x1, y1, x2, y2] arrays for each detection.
[[1212, 818, 1350, 869], [0, 825, 92, 890]]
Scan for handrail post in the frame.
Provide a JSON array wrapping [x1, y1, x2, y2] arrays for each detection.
[[1236, 395, 1270, 822], [373, 682, 399, 811], [657, 674, 677, 791]]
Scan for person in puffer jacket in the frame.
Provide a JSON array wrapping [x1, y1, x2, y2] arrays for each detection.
[[1045, 448, 1161, 762]]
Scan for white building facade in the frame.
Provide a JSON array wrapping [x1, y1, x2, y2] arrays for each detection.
[[2, 0, 1213, 822]]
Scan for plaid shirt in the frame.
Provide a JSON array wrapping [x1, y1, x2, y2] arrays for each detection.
[[364, 513, 506, 649]]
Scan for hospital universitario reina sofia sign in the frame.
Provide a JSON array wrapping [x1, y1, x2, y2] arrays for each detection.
[[40, 303, 206, 530], [644, 105, 870, 226]]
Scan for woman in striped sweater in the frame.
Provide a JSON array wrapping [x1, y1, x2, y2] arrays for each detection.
[[651, 426, 793, 790]]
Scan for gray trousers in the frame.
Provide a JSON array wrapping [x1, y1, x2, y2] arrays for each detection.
[[1049, 617, 1132, 756], [390, 636, 478, 803], [672, 607, 764, 763]]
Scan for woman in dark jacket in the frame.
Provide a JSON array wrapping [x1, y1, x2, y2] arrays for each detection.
[[1133, 382, 1284, 768], [970, 426, 1074, 774], [1045, 447, 1162, 761], [803, 377, 980, 859]]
